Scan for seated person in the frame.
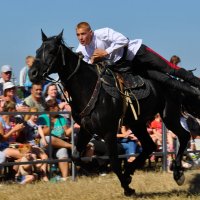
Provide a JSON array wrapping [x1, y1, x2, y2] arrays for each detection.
[[148, 113, 163, 149], [44, 83, 69, 109], [24, 83, 46, 112], [38, 99, 77, 180], [15, 144, 37, 184], [117, 125, 142, 162], [0, 101, 48, 181], [0, 82, 29, 112], [24, 107, 48, 147], [44, 83, 72, 120], [0, 135, 23, 176], [0, 101, 25, 147]]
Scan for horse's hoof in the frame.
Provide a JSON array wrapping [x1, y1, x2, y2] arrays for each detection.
[[175, 173, 185, 186], [124, 188, 135, 197]]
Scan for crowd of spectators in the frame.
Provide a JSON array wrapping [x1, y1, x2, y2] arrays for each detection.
[[0, 54, 200, 184], [0, 57, 79, 183]]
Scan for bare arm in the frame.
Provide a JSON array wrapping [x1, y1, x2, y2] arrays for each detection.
[[117, 126, 132, 138], [38, 126, 47, 146], [63, 125, 72, 137], [41, 125, 50, 136], [0, 122, 25, 140]]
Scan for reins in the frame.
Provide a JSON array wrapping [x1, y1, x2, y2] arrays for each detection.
[[66, 53, 83, 81], [40, 40, 140, 121], [44, 75, 71, 105], [42, 44, 65, 77], [41, 42, 83, 105]]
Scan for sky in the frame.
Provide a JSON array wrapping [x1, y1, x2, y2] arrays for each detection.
[[0, 0, 200, 84]]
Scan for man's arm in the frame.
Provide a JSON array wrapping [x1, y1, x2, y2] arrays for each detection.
[[91, 28, 129, 63], [104, 28, 129, 54], [91, 49, 108, 63]]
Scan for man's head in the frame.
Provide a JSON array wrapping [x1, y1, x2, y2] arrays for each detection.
[[31, 83, 43, 101], [76, 22, 93, 46], [1, 65, 12, 82], [26, 56, 35, 68]]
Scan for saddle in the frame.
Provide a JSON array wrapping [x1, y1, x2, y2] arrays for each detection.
[[100, 65, 150, 100]]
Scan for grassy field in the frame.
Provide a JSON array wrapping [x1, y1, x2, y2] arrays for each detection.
[[0, 170, 200, 200]]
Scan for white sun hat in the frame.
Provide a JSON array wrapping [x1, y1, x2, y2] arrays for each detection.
[[3, 81, 15, 91]]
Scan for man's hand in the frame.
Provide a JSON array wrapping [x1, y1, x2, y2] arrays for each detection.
[[91, 48, 108, 64]]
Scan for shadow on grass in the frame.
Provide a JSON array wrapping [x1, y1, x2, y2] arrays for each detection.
[[188, 173, 200, 195], [131, 174, 200, 198], [133, 189, 192, 199]]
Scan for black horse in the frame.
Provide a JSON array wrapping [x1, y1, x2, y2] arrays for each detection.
[[29, 31, 198, 196]]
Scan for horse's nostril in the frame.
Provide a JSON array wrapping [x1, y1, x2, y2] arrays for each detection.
[[32, 70, 38, 78]]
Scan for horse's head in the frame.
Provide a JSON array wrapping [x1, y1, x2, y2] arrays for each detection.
[[29, 30, 64, 83]]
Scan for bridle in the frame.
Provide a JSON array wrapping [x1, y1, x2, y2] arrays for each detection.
[[40, 40, 83, 82], [37, 40, 83, 104], [41, 42, 65, 79]]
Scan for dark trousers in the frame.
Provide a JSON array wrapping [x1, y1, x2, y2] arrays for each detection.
[[131, 44, 200, 93]]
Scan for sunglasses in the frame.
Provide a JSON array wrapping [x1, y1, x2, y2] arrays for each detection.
[[4, 71, 12, 75]]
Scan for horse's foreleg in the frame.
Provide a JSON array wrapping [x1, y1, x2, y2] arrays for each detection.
[[72, 127, 91, 163], [105, 136, 135, 196]]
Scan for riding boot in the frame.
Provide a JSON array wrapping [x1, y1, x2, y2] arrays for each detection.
[[172, 68, 200, 89], [164, 78, 200, 97]]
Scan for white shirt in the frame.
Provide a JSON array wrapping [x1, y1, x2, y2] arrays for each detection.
[[19, 66, 27, 86], [76, 27, 142, 63], [19, 66, 32, 87], [0, 78, 5, 84]]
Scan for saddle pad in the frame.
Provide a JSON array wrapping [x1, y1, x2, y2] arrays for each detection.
[[102, 79, 150, 100]]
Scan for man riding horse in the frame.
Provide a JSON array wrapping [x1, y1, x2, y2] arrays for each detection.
[[76, 22, 200, 97], [29, 29, 200, 196]]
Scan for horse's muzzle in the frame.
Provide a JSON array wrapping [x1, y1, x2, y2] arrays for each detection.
[[29, 67, 39, 82]]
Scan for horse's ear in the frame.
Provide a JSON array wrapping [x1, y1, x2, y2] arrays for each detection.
[[56, 29, 64, 41], [41, 29, 47, 41]]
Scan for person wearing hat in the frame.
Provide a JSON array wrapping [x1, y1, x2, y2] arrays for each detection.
[[0, 82, 29, 112], [0, 65, 12, 96], [0, 65, 12, 84]]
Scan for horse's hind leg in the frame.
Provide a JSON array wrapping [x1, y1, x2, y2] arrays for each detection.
[[163, 112, 191, 185]]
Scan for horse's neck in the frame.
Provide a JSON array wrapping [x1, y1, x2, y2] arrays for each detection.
[[59, 48, 98, 114]]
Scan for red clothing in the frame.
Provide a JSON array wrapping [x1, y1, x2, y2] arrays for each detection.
[[150, 120, 162, 134]]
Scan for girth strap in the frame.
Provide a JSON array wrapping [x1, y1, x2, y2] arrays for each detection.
[[79, 78, 102, 118]]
